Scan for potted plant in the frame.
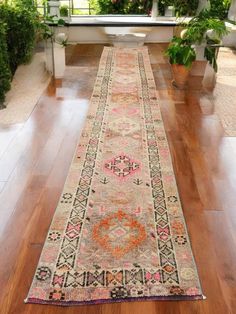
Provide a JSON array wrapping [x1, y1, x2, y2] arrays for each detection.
[[60, 4, 69, 21], [165, 36, 196, 89], [165, 5, 175, 17], [180, 10, 228, 69], [39, 14, 67, 78], [158, 0, 175, 17]]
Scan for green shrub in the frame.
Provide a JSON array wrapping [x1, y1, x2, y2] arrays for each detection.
[[0, 22, 11, 107], [124, 0, 153, 14], [14, 0, 38, 11], [180, 10, 228, 71], [60, 4, 69, 17], [174, 0, 199, 16], [90, 0, 125, 14], [0, 0, 39, 107], [184, 11, 228, 44], [209, 0, 231, 20], [91, 0, 152, 15], [91, 0, 199, 16], [0, 3, 37, 75]]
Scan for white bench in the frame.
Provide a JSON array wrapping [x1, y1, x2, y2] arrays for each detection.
[[103, 27, 152, 47]]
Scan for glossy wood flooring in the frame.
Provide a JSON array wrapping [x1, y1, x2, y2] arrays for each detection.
[[0, 44, 236, 314]]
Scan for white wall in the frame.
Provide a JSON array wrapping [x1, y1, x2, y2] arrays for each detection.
[[61, 26, 174, 43]]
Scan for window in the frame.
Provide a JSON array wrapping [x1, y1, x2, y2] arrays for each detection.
[[36, 0, 153, 16]]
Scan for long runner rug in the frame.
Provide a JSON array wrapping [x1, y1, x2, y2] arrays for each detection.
[[26, 47, 203, 306]]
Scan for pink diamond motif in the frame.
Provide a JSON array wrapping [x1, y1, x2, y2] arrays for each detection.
[[104, 153, 140, 179], [66, 230, 79, 239], [110, 227, 127, 239]]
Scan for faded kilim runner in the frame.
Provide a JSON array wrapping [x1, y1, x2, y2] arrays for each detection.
[[26, 47, 203, 306]]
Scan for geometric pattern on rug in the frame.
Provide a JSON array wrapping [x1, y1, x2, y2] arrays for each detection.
[[92, 210, 146, 258], [26, 47, 203, 306], [104, 153, 140, 179]]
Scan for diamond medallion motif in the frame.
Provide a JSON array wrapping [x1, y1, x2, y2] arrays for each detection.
[[92, 210, 146, 258], [109, 117, 140, 136], [104, 153, 140, 179]]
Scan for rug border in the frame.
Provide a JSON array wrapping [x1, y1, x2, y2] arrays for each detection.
[[140, 47, 205, 299], [24, 46, 113, 304], [25, 294, 205, 307]]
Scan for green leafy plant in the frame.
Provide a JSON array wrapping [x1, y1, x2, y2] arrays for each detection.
[[183, 10, 228, 44], [60, 4, 69, 17], [0, 3, 37, 75], [180, 10, 229, 71], [90, 0, 153, 15], [90, 0, 199, 16], [204, 39, 220, 71], [125, 0, 153, 14], [0, 0, 41, 106], [165, 36, 196, 68], [0, 22, 11, 107], [39, 14, 66, 42], [174, 0, 199, 16], [209, 0, 231, 20], [28, 2, 68, 50]]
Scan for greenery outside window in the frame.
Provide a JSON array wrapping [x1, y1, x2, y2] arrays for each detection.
[[36, 0, 198, 17], [35, 0, 232, 19]]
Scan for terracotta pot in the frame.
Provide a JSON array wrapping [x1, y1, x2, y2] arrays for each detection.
[[171, 64, 191, 89]]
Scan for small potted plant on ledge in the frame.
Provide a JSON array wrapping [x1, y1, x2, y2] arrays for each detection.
[[60, 4, 70, 22], [158, 0, 175, 17], [165, 36, 196, 89]]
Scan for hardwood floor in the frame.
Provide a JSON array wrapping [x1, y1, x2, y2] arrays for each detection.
[[0, 43, 236, 314]]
